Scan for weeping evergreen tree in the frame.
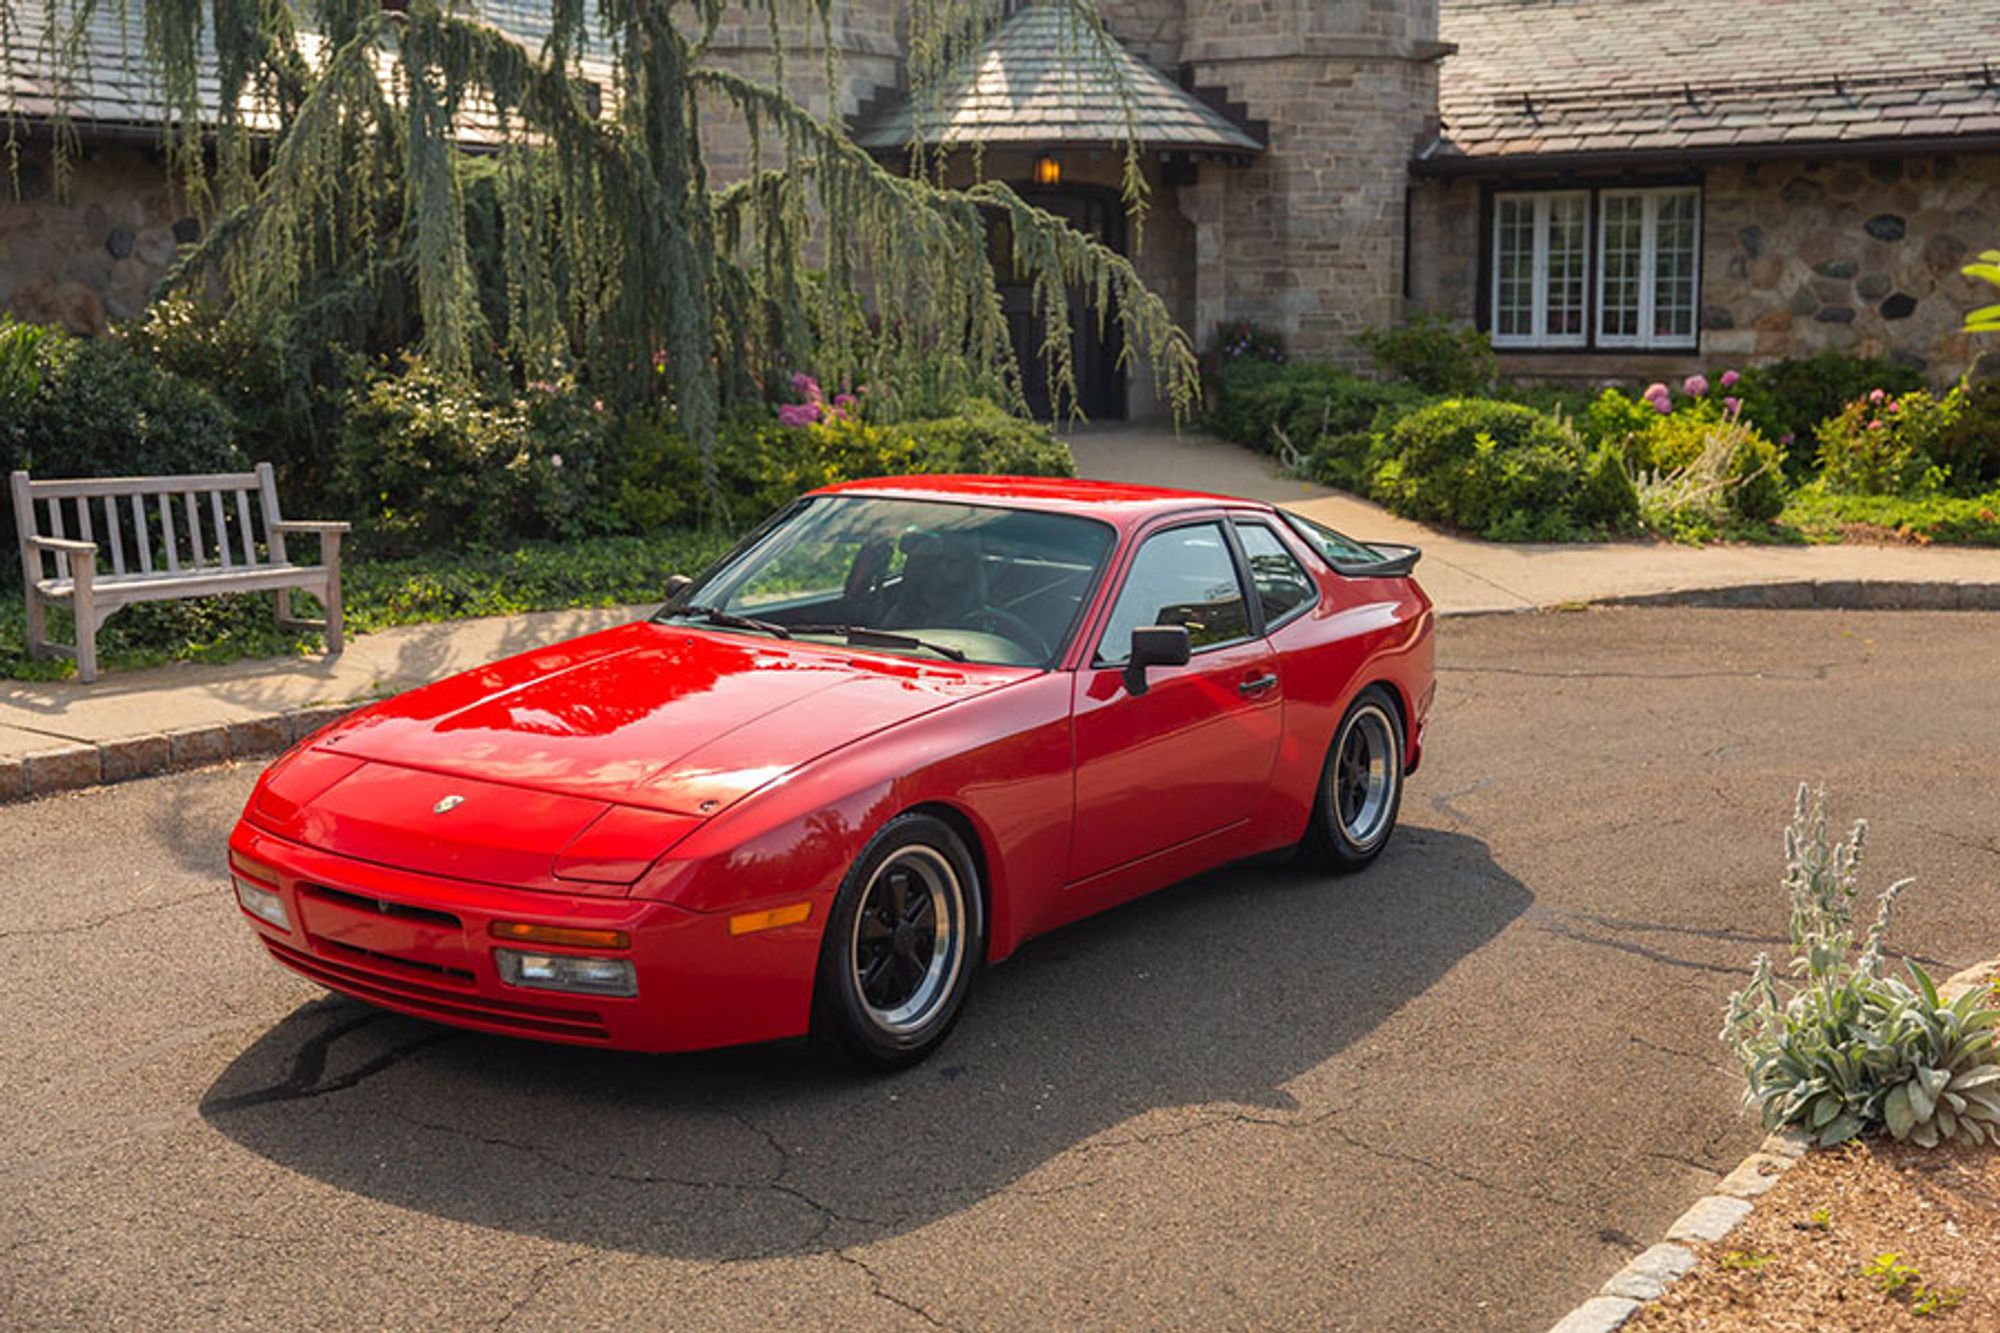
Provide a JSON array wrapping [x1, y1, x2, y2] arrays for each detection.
[[9, 0, 1198, 487]]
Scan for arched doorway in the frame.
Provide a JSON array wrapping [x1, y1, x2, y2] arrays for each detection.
[[990, 184, 1127, 420]]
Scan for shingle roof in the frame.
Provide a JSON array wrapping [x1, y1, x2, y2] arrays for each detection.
[[851, 4, 1262, 155], [1423, 0, 2000, 173], [0, 0, 614, 141]]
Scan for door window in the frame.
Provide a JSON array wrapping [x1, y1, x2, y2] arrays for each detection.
[[1096, 523, 1248, 664], [1233, 522, 1317, 629]]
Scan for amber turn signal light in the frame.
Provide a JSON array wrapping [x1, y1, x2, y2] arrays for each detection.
[[490, 921, 631, 950], [229, 849, 278, 886], [728, 901, 812, 936]]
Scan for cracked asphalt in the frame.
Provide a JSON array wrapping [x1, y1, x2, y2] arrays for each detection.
[[4, 608, 1997, 1332]]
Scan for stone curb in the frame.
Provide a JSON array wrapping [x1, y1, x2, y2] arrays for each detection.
[[1594, 579, 2000, 613], [0, 699, 372, 805], [1543, 955, 2000, 1333]]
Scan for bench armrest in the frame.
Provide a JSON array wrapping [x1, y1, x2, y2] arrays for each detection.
[[271, 520, 352, 534], [24, 535, 98, 556]]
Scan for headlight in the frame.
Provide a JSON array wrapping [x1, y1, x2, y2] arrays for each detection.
[[234, 876, 291, 931], [494, 949, 637, 998]]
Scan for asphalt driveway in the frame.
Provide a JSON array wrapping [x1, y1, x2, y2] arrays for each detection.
[[4, 608, 1997, 1331]]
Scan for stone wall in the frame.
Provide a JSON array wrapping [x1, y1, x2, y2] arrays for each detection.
[[1700, 155, 1996, 379], [1181, 52, 1436, 365], [1408, 152, 2000, 385], [0, 138, 199, 336]]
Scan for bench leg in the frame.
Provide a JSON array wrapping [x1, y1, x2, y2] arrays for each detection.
[[23, 585, 50, 660], [322, 534, 344, 656], [72, 571, 98, 685], [274, 587, 293, 624]]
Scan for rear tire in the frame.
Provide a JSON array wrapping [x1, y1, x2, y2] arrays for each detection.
[[1301, 686, 1405, 872], [813, 813, 983, 1070]]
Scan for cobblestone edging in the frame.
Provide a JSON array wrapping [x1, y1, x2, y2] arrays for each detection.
[[1546, 955, 2000, 1333], [1598, 580, 2000, 612], [0, 700, 370, 804]]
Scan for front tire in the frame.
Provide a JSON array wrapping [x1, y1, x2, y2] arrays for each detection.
[[1301, 686, 1405, 872], [814, 813, 983, 1069]]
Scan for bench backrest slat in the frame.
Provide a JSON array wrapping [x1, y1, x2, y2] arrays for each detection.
[[182, 492, 204, 570], [132, 494, 153, 575], [234, 490, 258, 568], [104, 495, 126, 577], [160, 494, 181, 574], [208, 490, 231, 569]]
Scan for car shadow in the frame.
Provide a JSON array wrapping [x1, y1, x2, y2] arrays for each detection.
[[200, 823, 1530, 1260]]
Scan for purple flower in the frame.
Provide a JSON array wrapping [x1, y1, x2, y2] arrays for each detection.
[[1720, 369, 1740, 389], [1780, 433, 1795, 447], [777, 403, 819, 428], [1683, 374, 1709, 398], [791, 372, 824, 404], [833, 392, 858, 412], [1724, 396, 1742, 416]]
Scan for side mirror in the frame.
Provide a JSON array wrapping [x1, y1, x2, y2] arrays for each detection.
[[1123, 624, 1191, 696], [663, 573, 694, 605]]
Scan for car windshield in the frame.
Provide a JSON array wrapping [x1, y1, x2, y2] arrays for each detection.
[[657, 495, 1117, 667]]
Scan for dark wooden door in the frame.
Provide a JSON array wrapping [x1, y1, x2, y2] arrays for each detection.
[[991, 186, 1127, 420]]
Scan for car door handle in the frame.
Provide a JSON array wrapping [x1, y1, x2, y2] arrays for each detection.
[[1238, 672, 1279, 696]]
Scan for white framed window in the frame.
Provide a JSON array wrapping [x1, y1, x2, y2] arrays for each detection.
[[1489, 190, 1589, 349], [1596, 187, 1700, 349]]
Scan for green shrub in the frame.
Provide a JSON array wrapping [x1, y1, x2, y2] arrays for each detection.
[[0, 316, 51, 416], [611, 399, 1073, 533], [1815, 391, 1957, 496], [0, 326, 243, 573], [1724, 786, 2000, 1148], [1738, 349, 1927, 461], [1367, 398, 1637, 540], [130, 299, 342, 514], [333, 362, 615, 554], [1205, 359, 1426, 460], [1929, 378, 2000, 493], [1354, 315, 1494, 395]]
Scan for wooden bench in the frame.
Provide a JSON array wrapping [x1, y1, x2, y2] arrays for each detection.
[[11, 463, 348, 683]]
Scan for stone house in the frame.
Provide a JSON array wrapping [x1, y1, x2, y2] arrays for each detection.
[[4, 0, 1997, 418]]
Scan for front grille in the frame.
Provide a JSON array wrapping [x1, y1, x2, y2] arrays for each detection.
[[319, 937, 476, 986], [264, 937, 611, 1043], [300, 882, 461, 929]]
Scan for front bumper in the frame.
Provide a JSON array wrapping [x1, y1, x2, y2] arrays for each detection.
[[230, 823, 823, 1053]]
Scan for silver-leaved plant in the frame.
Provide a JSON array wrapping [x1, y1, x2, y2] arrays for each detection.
[[1722, 785, 2000, 1147]]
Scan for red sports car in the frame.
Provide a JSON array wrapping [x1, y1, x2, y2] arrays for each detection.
[[228, 477, 1434, 1066]]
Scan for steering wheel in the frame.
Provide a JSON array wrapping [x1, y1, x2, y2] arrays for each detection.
[[965, 606, 1053, 662]]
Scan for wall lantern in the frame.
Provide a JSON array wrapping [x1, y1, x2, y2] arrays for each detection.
[[1033, 154, 1062, 186]]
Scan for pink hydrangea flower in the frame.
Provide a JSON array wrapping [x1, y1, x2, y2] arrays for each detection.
[[833, 392, 857, 412], [1720, 369, 1740, 389], [1867, 419, 1885, 431], [777, 402, 819, 428], [1869, 388, 1886, 404], [1683, 374, 1709, 398], [1724, 396, 1742, 416], [1887, 399, 1901, 414], [791, 372, 824, 404]]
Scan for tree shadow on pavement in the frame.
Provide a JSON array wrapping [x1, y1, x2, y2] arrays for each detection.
[[200, 823, 1530, 1260]]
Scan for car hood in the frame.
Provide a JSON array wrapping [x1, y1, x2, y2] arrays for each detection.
[[310, 620, 1026, 817]]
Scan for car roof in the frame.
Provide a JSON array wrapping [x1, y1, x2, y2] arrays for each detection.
[[810, 474, 1269, 527]]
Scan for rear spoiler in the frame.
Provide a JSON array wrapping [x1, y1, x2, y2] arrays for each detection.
[[1328, 543, 1421, 578]]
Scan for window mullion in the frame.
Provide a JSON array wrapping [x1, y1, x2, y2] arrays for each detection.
[[1531, 197, 1551, 344], [1638, 194, 1660, 349]]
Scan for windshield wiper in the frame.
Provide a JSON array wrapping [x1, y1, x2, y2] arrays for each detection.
[[661, 604, 793, 639], [788, 623, 968, 663]]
